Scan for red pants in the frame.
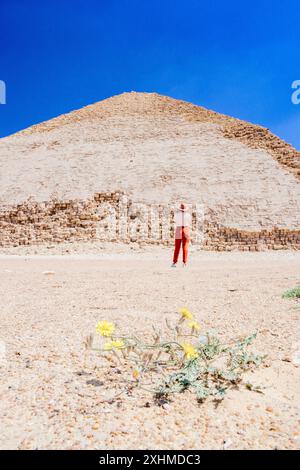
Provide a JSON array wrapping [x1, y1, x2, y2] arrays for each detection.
[[173, 227, 190, 264]]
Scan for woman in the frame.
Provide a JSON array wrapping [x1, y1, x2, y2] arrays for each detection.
[[172, 203, 191, 267]]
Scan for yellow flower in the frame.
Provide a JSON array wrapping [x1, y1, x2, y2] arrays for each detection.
[[96, 320, 115, 337], [179, 307, 194, 321], [188, 320, 201, 331], [181, 342, 199, 360], [132, 369, 140, 380], [104, 339, 125, 350]]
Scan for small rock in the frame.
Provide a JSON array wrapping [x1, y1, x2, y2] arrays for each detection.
[[223, 438, 233, 449], [86, 379, 104, 387]]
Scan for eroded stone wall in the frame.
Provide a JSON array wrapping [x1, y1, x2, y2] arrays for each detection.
[[204, 223, 300, 251], [0, 192, 299, 250], [223, 122, 300, 180]]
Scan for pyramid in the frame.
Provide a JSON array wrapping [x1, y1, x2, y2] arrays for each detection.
[[0, 92, 299, 249]]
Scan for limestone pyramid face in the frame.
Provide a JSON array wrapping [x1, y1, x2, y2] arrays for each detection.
[[0, 92, 299, 247]]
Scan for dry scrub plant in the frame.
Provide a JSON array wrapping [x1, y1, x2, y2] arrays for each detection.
[[85, 308, 265, 403], [282, 286, 300, 300]]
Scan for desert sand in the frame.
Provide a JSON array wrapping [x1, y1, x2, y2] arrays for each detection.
[[0, 248, 299, 450]]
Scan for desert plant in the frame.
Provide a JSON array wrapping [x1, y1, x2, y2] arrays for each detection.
[[282, 286, 300, 299], [86, 308, 265, 403]]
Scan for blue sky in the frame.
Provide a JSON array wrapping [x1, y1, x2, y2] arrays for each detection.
[[1, 0, 299, 148]]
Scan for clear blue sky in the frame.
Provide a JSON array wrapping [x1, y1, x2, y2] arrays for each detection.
[[1, 0, 299, 148]]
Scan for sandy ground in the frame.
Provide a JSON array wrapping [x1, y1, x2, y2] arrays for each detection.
[[0, 249, 300, 450]]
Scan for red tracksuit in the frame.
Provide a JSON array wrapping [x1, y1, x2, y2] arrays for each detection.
[[173, 226, 190, 264]]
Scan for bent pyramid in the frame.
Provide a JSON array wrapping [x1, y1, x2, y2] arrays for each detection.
[[0, 92, 299, 249]]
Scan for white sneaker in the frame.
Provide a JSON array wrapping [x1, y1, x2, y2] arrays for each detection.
[[171, 263, 177, 268]]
